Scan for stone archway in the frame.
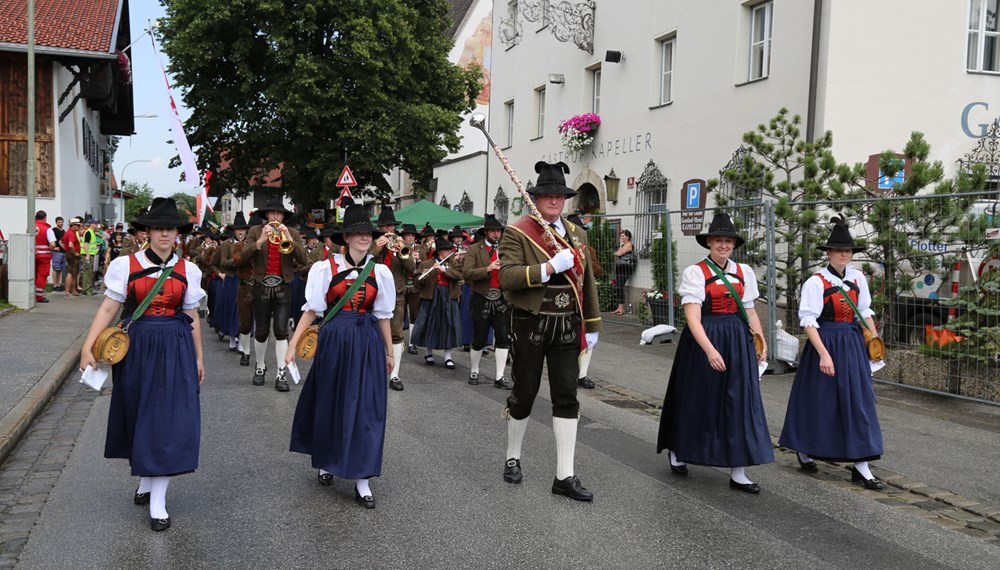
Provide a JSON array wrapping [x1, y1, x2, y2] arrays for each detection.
[[570, 166, 606, 213]]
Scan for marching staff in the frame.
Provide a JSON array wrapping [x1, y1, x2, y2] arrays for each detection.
[[778, 217, 885, 489], [286, 203, 395, 509], [234, 197, 308, 391], [497, 161, 601, 501], [79, 198, 205, 531], [372, 207, 417, 392], [655, 212, 773, 494], [461, 214, 512, 389], [411, 238, 463, 367]]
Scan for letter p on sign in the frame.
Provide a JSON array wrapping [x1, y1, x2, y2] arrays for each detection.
[[686, 182, 701, 209]]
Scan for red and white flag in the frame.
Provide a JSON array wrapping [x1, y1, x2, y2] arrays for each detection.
[[151, 34, 199, 188], [197, 170, 215, 226]]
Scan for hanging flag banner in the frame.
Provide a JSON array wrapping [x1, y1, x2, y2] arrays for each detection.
[[197, 170, 214, 226], [151, 33, 200, 188]]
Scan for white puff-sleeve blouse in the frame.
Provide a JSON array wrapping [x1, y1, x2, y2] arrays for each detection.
[[301, 254, 395, 320], [678, 259, 759, 308], [103, 253, 206, 310], [798, 265, 874, 329]]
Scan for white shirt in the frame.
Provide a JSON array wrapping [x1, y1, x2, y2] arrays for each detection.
[[799, 265, 875, 329], [103, 252, 206, 310], [678, 258, 759, 308], [302, 253, 395, 320], [540, 217, 568, 284]]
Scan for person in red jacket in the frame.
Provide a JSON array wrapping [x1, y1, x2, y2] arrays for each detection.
[[34, 210, 57, 303], [60, 218, 83, 296]]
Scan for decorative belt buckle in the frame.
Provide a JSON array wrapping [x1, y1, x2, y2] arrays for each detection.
[[260, 275, 283, 288], [554, 292, 571, 309], [485, 288, 502, 301]]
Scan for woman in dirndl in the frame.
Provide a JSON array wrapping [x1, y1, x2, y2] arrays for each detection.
[[778, 217, 885, 490], [656, 212, 774, 493], [410, 237, 464, 368], [79, 198, 205, 532], [285, 203, 395, 509]]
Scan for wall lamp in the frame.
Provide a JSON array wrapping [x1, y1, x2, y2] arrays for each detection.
[[605, 50, 624, 64], [548, 73, 565, 84]]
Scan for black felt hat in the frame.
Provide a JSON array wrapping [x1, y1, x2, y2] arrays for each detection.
[[449, 225, 465, 238], [434, 237, 455, 251], [231, 212, 249, 230], [376, 206, 398, 226], [528, 161, 576, 197], [257, 196, 292, 219], [399, 223, 418, 236], [248, 211, 264, 226], [331, 204, 383, 246], [299, 225, 319, 240], [320, 223, 341, 238], [420, 223, 436, 238], [133, 198, 193, 234], [695, 212, 744, 249], [819, 217, 864, 253]]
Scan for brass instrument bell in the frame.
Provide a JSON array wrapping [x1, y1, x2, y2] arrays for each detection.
[[383, 233, 412, 259], [267, 221, 295, 254]]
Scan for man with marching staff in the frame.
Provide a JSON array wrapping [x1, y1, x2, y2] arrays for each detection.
[[497, 161, 601, 501], [233, 197, 308, 391], [371, 205, 417, 391], [461, 214, 512, 389]]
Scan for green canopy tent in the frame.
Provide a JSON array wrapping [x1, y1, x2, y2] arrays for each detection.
[[372, 199, 484, 229]]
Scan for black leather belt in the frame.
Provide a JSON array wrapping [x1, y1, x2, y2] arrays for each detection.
[[539, 284, 577, 316], [259, 274, 283, 288]]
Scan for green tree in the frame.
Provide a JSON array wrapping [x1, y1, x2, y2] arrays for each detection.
[[158, 0, 482, 209], [124, 182, 154, 222], [715, 108, 866, 326]]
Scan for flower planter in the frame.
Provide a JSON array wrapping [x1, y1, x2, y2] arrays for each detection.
[[648, 298, 670, 326]]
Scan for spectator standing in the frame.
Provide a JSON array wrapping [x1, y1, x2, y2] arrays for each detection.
[[33, 210, 57, 303], [51, 216, 67, 291], [612, 230, 635, 315], [80, 219, 101, 295], [60, 218, 83, 296]]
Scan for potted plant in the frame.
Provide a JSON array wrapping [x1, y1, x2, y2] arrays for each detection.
[[557, 113, 601, 152]]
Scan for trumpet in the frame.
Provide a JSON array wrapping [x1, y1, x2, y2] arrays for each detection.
[[267, 221, 295, 254], [417, 251, 456, 281], [382, 232, 412, 259]]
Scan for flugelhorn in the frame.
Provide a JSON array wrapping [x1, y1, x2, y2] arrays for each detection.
[[267, 221, 295, 254], [382, 232, 412, 259]]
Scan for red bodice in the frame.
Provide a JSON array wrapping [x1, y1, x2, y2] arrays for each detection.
[[126, 255, 189, 317], [818, 273, 860, 322], [697, 260, 745, 315], [325, 258, 379, 313]]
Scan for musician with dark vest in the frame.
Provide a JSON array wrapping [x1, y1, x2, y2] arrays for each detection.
[[778, 217, 885, 490], [398, 223, 422, 355], [656, 212, 773, 494], [233, 197, 308, 391], [498, 161, 601, 502], [79, 198, 206, 532], [371, 206, 417, 391], [213, 213, 251, 358], [461, 214, 512, 389]]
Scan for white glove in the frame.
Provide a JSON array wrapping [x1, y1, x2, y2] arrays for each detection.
[[548, 249, 576, 275], [585, 332, 599, 350]]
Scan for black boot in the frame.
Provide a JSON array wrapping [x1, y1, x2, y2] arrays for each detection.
[[551, 475, 593, 501]]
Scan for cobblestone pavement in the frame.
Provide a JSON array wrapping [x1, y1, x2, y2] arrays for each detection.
[[587, 377, 1000, 547], [0, 380, 90, 567]]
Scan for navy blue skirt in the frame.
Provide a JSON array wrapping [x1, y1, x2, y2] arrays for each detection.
[[410, 285, 462, 350], [656, 314, 774, 467], [215, 276, 239, 337], [290, 273, 306, 326], [290, 311, 387, 479], [778, 321, 883, 462], [208, 277, 222, 329], [106, 315, 200, 476]]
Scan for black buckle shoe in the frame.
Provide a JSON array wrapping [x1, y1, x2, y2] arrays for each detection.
[[503, 458, 523, 484], [729, 479, 761, 494], [275, 368, 290, 392], [494, 376, 512, 390], [389, 377, 404, 391], [134, 489, 150, 505], [318, 472, 333, 486], [551, 475, 593, 501], [468, 372, 480, 385], [240, 353, 251, 366], [354, 488, 376, 509], [150, 517, 171, 531], [444, 359, 455, 369], [252, 367, 266, 386], [577, 376, 595, 389], [218, 331, 225, 341], [850, 466, 885, 490], [797, 456, 819, 473], [407, 344, 418, 355]]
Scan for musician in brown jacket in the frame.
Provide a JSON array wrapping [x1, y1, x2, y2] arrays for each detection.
[[410, 238, 463, 369], [213, 213, 253, 365], [370, 207, 418, 391], [461, 214, 512, 389], [497, 161, 601, 502], [233, 197, 307, 391]]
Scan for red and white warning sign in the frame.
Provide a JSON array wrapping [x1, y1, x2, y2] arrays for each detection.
[[336, 186, 354, 222], [336, 165, 357, 187]]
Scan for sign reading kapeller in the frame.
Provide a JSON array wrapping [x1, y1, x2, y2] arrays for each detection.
[[680, 178, 708, 236]]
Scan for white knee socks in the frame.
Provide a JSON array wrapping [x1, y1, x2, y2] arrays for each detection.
[[275, 339, 289, 371], [443, 348, 453, 361], [494, 348, 509, 379], [730, 466, 753, 485], [391, 343, 403, 378], [506, 415, 528, 459], [578, 348, 593, 378], [137, 477, 151, 494], [552, 417, 578, 480], [254, 339, 267, 371], [149, 476, 170, 520], [229, 337, 239, 349], [356, 478, 371, 497], [854, 461, 875, 480], [470, 347, 483, 374], [239, 333, 251, 354]]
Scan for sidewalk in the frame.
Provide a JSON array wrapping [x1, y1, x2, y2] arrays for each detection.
[[0, 294, 102, 465]]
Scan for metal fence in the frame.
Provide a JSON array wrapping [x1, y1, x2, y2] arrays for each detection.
[[585, 190, 1000, 403]]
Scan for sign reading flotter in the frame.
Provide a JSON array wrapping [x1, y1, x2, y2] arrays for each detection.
[[680, 178, 708, 236]]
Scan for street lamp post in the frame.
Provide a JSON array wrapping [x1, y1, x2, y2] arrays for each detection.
[[118, 159, 152, 225]]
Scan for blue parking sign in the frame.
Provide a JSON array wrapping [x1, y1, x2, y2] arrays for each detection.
[[686, 182, 701, 209]]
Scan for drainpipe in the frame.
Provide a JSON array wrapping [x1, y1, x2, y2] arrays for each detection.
[[806, 0, 823, 143]]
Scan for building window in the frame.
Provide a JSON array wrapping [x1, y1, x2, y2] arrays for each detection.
[[590, 68, 602, 114], [658, 37, 675, 105], [504, 100, 515, 147], [634, 160, 670, 257], [748, 2, 773, 81], [968, 0, 1000, 72], [533, 87, 546, 139]]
